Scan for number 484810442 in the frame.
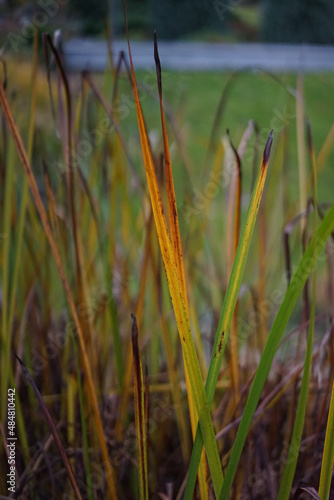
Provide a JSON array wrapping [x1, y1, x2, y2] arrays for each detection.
[[7, 389, 16, 436]]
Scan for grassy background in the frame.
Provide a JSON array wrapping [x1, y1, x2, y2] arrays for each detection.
[[1, 49, 334, 497], [5, 55, 334, 349], [7, 59, 333, 197]]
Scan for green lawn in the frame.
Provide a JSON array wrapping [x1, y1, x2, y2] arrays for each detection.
[[127, 69, 334, 200]]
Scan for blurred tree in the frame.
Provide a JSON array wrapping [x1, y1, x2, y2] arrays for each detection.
[[69, 0, 109, 35], [148, 0, 228, 39], [261, 0, 334, 44]]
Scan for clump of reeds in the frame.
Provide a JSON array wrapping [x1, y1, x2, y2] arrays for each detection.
[[0, 4, 334, 499]]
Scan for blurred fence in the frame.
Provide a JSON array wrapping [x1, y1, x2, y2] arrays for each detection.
[[63, 39, 334, 72]]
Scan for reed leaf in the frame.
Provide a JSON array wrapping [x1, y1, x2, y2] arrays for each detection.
[[185, 130, 273, 499], [220, 201, 334, 498], [123, 3, 224, 495], [154, 32, 209, 497], [318, 380, 334, 499]]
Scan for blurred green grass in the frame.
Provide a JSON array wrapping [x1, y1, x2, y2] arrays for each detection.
[[9, 59, 332, 275], [131, 70, 334, 200], [8, 56, 334, 232], [8, 56, 333, 179]]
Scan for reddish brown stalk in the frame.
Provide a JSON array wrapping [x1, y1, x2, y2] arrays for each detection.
[[111, 50, 132, 104], [153, 32, 188, 311], [227, 132, 242, 257], [16, 356, 82, 500], [0, 78, 118, 499], [44, 33, 98, 381], [131, 314, 149, 499], [116, 211, 153, 440], [145, 366, 149, 468]]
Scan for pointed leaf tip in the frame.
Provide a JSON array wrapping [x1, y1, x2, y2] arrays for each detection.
[[131, 313, 138, 340], [263, 130, 273, 165], [154, 31, 162, 95]]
